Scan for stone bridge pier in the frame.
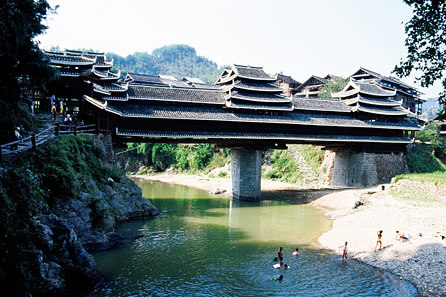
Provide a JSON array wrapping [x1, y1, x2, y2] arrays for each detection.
[[331, 151, 407, 187], [231, 149, 262, 201]]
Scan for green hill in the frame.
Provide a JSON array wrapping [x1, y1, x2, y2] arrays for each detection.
[[107, 44, 227, 84]]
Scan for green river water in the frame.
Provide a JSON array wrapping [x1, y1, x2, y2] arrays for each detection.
[[87, 179, 417, 296]]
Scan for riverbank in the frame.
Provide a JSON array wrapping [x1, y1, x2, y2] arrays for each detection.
[[133, 172, 446, 296], [312, 183, 446, 297]]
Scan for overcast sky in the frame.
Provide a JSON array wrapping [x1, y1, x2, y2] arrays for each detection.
[[37, 0, 442, 99]]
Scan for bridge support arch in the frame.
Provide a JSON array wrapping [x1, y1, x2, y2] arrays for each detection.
[[231, 149, 262, 201]]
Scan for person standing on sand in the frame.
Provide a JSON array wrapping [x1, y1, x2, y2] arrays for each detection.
[[342, 241, 348, 260], [375, 230, 383, 251]]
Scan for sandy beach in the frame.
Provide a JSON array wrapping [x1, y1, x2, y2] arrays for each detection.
[[132, 173, 446, 296]]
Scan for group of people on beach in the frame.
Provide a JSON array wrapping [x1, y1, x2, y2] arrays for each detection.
[[342, 229, 413, 260], [272, 247, 300, 281]]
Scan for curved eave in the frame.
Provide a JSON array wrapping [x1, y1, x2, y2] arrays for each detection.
[[83, 95, 123, 116], [128, 96, 223, 105], [228, 94, 292, 104], [360, 89, 397, 97], [216, 74, 236, 84], [294, 91, 320, 96], [358, 97, 401, 107], [225, 102, 294, 111], [115, 128, 414, 144], [50, 59, 96, 66], [105, 105, 420, 131], [357, 106, 408, 116], [102, 94, 129, 101], [60, 70, 92, 77], [236, 74, 277, 81], [332, 89, 359, 99], [233, 82, 282, 92], [83, 95, 106, 109], [93, 70, 121, 80], [93, 87, 111, 96]]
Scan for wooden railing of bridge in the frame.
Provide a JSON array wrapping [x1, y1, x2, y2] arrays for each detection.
[[0, 124, 97, 162]]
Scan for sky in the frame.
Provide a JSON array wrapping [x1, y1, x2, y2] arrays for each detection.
[[37, 0, 442, 99]]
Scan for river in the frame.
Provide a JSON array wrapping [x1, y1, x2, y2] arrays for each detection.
[[87, 179, 417, 296]]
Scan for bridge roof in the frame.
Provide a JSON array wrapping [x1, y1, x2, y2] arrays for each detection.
[[84, 96, 420, 131], [124, 85, 225, 105], [292, 98, 351, 113]]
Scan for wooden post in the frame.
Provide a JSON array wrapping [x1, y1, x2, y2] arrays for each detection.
[[32, 134, 36, 151], [74, 125, 77, 136], [55, 123, 60, 136]]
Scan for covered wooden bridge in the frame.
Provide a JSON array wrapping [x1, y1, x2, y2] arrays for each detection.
[[46, 50, 421, 201]]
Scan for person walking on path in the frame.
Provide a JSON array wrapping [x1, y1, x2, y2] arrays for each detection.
[[64, 114, 72, 131], [375, 230, 383, 251], [51, 103, 57, 124]]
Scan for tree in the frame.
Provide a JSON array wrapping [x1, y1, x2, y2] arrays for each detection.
[[318, 77, 348, 99], [0, 0, 57, 140], [394, 0, 446, 117]]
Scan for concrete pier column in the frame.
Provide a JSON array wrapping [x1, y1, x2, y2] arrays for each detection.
[[231, 149, 262, 201]]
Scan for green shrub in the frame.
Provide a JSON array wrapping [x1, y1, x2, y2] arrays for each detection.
[[406, 144, 445, 173]]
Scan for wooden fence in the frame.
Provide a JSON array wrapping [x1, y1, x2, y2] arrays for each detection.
[[0, 124, 96, 162]]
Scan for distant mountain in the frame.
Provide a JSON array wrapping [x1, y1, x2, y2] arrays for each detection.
[[107, 44, 227, 85], [421, 97, 440, 120]]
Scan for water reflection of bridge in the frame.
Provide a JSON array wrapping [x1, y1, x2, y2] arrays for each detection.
[[46, 51, 421, 201]]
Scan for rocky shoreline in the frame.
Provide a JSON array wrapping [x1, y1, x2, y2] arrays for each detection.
[[135, 173, 446, 297], [30, 175, 159, 297]]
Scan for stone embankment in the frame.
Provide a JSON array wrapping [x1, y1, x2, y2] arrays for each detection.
[[33, 175, 159, 296]]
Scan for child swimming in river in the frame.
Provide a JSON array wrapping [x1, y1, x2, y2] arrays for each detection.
[[293, 248, 299, 256], [272, 275, 283, 281]]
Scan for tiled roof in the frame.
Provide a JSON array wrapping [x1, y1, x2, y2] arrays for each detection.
[[333, 80, 395, 98], [351, 67, 419, 95], [227, 101, 294, 111], [126, 85, 225, 104], [125, 73, 165, 85], [45, 52, 96, 65], [293, 98, 351, 113], [229, 91, 291, 103], [354, 81, 396, 97], [233, 80, 283, 92], [93, 69, 120, 80], [103, 102, 420, 130], [276, 74, 301, 85], [94, 82, 128, 92], [182, 77, 206, 84], [116, 128, 413, 144], [357, 95, 401, 107], [234, 64, 276, 81], [357, 105, 408, 116]]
